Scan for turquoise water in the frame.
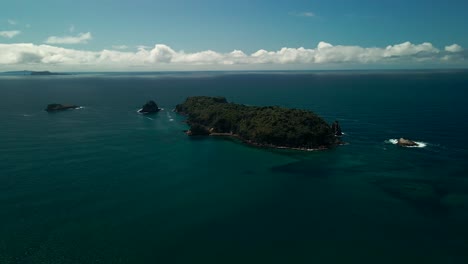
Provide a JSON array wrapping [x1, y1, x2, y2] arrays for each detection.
[[1, 71, 467, 263]]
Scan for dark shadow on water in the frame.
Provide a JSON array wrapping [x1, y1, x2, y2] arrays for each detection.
[[373, 178, 450, 216], [271, 161, 332, 178], [205, 135, 337, 159]]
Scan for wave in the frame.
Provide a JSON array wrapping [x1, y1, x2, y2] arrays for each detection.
[[137, 108, 164, 114], [166, 111, 174, 121], [386, 139, 427, 148]]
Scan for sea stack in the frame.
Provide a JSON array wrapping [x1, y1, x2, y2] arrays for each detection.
[[139, 100, 161, 114], [397, 138, 418, 147], [45, 103, 79, 112], [331, 120, 343, 136]]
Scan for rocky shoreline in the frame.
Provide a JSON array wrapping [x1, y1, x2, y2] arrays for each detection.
[[186, 130, 332, 151]]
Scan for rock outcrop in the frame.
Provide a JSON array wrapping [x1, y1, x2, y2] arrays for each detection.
[[397, 138, 418, 147], [138, 100, 160, 114], [45, 104, 78, 112], [331, 120, 343, 136]]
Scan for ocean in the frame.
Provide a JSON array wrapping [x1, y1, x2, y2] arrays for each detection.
[[1, 70, 467, 263]]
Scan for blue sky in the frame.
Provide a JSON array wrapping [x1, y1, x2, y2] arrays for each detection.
[[1, 0, 467, 70]]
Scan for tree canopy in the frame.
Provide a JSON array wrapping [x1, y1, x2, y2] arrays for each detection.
[[176, 96, 337, 149]]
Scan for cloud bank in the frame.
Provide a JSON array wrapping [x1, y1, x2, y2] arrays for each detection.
[[0, 30, 21, 38], [445, 44, 463, 53], [45, 32, 92, 44], [0, 41, 465, 70]]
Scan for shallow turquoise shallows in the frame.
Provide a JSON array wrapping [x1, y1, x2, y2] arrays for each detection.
[[1, 71, 467, 263]]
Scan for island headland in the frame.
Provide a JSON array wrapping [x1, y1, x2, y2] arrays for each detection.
[[138, 100, 161, 114], [45, 103, 79, 112], [175, 96, 341, 150]]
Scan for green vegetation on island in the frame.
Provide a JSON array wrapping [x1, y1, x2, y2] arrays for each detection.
[[175, 96, 339, 150]]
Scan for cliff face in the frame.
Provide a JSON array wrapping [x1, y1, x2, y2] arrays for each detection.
[[175, 96, 337, 149]]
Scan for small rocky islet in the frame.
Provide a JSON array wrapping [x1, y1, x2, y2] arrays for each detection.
[[396, 138, 418, 147], [138, 100, 161, 114], [45, 103, 79, 112]]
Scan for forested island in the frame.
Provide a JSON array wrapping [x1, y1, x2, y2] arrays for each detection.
[[175, 96, 340, 150]]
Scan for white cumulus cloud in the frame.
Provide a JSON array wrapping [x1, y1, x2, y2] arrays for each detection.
[[0, 41, 465, 70], [7, 19, 17, 25], [0, 30, 21, 38], [45, 32, 92, 44], [383, 42, 439, 57], [445, 44, 463, 53], [148, 44, 176, 63]]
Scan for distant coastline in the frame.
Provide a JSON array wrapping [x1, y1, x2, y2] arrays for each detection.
[[1, 69, 467, 77], [0, 70, 71, 76]]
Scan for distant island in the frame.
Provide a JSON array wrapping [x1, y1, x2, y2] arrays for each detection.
[[0, 70, 70, 76], [45, 104, 79, 112], [138, 100, 161, 114], [175, 96, 340, 150]]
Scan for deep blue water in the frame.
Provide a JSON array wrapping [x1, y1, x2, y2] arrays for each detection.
[[0, 71, 467, 263]]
